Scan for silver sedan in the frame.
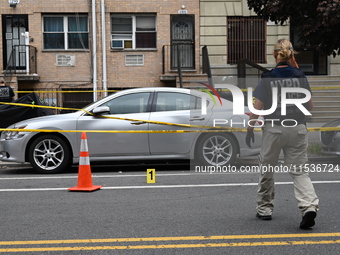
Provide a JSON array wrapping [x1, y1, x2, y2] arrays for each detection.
[[0, 87, 261, 173]]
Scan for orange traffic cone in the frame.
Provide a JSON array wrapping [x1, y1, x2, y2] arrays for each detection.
[[68, 132, 102, 192]]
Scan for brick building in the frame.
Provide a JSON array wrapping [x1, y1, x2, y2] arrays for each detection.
[[1, 0, 339, 112], [1, 0, 201, 108]]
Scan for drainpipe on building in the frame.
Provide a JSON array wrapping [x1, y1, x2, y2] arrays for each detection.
[[92, 0, 97, 101], [101, 0, 107, 97], [22, 32, 30, 75]]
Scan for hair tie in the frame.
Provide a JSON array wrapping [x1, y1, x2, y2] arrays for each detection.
[[275, 47, 293, 51]]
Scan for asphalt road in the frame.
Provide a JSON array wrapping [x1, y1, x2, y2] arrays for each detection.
[[1, 161, 340, 254]]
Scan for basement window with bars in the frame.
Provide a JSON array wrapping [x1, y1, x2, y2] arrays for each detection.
[[61, 88, 93, 113], [227, 16, 266, 64]]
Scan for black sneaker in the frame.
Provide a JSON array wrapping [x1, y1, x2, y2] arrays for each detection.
[[256, 213, 272, 220], [299, 211, 317, 229]]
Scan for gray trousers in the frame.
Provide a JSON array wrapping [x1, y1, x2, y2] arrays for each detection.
[[257, 123, 319, 216]]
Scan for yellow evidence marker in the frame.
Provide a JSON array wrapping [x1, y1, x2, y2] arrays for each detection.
[[147, 169, 156, 183]]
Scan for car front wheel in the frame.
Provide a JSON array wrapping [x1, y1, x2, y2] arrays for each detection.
[[28, 134, 71, 174], [195, 133, 237, 166]]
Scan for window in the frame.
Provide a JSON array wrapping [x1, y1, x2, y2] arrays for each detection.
[[155, 93, 201, 112], [125, 54, 144, 66], [43, 15, 89, 50], [111, 14, 156, 49], [62, 88, 93, 113], [227, 16, 266, 64], [125, 55, 144, 66], [101, 93, 150, 114]]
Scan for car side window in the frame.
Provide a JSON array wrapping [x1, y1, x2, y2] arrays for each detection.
[[101, 93, 150, 114], [155, 92, 202, 112]]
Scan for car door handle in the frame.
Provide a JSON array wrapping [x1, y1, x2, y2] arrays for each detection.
[[130, 121, 146, 125], [189, 117, 205, 121]]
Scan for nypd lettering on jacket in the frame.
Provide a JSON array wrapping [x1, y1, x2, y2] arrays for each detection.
[[270, 78, 300, 88], [268, 77, 309, 114]]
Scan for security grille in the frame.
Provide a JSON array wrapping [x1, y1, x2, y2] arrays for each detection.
[[227, 16, 266, 64]]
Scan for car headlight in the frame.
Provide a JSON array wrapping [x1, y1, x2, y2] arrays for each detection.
[[4, 125, 27, 140]]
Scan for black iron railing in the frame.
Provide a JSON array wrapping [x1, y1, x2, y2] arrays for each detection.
[[237, 58, 269, 89], [4, 45, 37, 82], [162, 43, 195, 74]]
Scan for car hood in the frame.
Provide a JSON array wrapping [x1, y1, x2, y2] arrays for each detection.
[[7, 111, 82, 129]]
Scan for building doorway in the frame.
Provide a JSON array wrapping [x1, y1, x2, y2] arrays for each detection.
[[290, 26, 327, 75], [170, 15, 195, 70], [2, 14, 29, 71]]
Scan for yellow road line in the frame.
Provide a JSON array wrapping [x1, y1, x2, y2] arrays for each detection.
[[1, 240, 340, 252], [1, 232, 340, 245]]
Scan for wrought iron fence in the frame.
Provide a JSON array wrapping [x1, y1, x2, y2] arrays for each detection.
[[18, 88, 122, 114], [4, 45, 37, 83], [237, 58, 269, 89], [162, 43, 195, 74]]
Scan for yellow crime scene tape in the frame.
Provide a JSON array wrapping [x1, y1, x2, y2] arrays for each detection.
[[0, 101, 247, 133], [14, 90, 120, 93], [13, 85, 340, 94], [233, 86, 340, 93], [0, 101, 339, 133], [0, 128, 256, 133], [2, 85, 340, 133]]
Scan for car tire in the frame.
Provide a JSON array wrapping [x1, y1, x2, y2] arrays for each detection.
[[28, 134, 71, 174], [195, 133, 238, 166]]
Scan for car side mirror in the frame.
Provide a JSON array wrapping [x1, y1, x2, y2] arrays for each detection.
[[92, 106, 110, 115]]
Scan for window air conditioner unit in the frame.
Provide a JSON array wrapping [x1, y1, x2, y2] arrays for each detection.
[[111, 39, 124, 49]]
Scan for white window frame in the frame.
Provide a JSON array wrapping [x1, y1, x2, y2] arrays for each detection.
[[43, 15, 89, 50], [125, 54, 144, 66], [111, 14, 157, 50]]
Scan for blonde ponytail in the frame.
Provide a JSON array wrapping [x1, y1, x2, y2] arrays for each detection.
[[274, 39, 296, 62]]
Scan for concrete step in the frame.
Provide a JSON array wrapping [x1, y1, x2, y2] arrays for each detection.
[[307, 75, 340, 82], [308, 75, 340, 88], [311, 91, 340, 96], [309, 81, 340, 87], [310, 111, 340, 117], [313, 101, 340, 107], [312, 106, 340, 112], [306, 116, 338, 123], [312, 95, 340, 99]]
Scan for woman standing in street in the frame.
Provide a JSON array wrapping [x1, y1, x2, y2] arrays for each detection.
[[246, 39, 319, 229]]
